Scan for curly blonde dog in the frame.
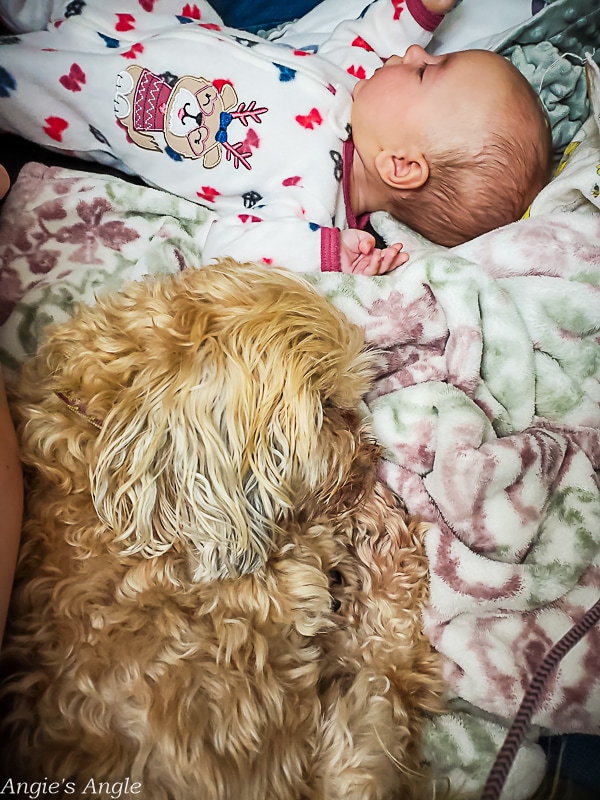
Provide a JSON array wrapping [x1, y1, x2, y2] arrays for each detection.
[[1, 259, 444, 799]]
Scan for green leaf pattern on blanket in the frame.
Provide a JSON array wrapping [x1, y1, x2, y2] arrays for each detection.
[[4, 252, 139, 370], [423, 707, 547, 798]]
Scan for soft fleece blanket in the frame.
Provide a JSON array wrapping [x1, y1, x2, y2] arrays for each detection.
[[309, 118, 600, 799], [1, 52, 599, 800], [351, 108, 600, 726], [342, 75, 600, 796]]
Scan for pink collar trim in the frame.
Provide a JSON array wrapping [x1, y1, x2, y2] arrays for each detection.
[[343, 138, 370, 231]]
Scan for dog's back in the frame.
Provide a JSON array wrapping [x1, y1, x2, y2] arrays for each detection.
[[1, 260, 444, 799]]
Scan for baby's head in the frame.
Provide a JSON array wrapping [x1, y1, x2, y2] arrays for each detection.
[[351, 46, 553, 246]]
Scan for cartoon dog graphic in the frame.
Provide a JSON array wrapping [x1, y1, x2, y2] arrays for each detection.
[[114, 66, 267, 169]]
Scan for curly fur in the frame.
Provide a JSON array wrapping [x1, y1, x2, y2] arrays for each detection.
[[1, 260, 444, 799]]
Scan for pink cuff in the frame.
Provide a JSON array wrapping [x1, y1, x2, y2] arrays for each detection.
[[320, 227, 342, 272], [406, 0, 445, 32]]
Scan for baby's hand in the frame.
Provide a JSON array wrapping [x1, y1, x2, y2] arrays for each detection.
[[422, 0, 457, 14], [340, 229, 408, 276]]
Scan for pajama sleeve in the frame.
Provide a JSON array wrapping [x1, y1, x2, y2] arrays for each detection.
[[201, 216, 341, 274], [10, 0, 225, 31], [317, 0, 444, 76]]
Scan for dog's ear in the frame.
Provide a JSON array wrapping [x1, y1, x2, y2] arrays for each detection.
[[91, 383, 269, 580], [89, 336, 282, 580], [86, 262, 375, 580]]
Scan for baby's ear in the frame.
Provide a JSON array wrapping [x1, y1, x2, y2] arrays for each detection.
[[375, 149, 429, 190]]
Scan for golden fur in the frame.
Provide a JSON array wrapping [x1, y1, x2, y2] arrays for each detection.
[[1, 260, 444, 799]]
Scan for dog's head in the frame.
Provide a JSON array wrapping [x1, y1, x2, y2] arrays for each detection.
[[15, 260, 375, 580]]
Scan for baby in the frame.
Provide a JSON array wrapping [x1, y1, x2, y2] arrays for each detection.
[[0, 0, 552, 274]]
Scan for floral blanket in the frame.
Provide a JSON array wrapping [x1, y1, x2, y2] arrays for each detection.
[[1, 60, 600, 800], [312, 106, 600, 798], [0, 168, 215, 369]]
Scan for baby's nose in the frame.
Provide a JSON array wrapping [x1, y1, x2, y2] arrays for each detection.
[[401, 44, 428, 62]]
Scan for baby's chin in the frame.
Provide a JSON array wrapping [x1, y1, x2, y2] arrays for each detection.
[[352, 78, 367, 99]]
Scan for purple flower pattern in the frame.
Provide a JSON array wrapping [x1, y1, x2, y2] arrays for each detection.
[[0, 162, 214, 370], [0, 171, 140, 324]]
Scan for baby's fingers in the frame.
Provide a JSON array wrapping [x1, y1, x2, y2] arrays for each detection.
[[380, 243, 408, 273], [357, 232, 376, 255], [351, 243, 409, 275], [357, 250, 388, 275]]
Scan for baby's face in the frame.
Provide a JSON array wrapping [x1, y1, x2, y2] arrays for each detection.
[[351, 46, 527, 164]]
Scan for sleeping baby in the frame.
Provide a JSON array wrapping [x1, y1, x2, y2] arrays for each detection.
[[0, 0, 552, 274]]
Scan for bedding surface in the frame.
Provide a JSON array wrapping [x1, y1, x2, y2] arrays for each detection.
[[1, 97, 599, 799], [1, 2, 599, 798]]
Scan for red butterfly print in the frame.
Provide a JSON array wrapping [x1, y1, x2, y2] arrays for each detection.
[[241, 129, 260, 151], [182, 3, 201, 19], [138, 0, 157, 10], [347, 65, 366, 80], [392, 0, 405, 20], [115, 13, 135, 32], [121, 43, 144, 59], [238, 214, 262, 223], [351, 36, 374, 52], [59, 63, 86, 92], [44, 116, 68, 142], [295, 108, 323, 130], [282, 176, 301, 187], [196, 186, 220, 203]]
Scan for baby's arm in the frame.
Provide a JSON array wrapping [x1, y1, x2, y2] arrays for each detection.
[[340, 228, 408, 275], [202, 215, 406, 275], [202, 215, 329, 273], [317, 0, 455, 72], [0, 0, 223, 32]]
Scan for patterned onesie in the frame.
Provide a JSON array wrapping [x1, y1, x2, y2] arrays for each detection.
[[0, 0, 443, 271]]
